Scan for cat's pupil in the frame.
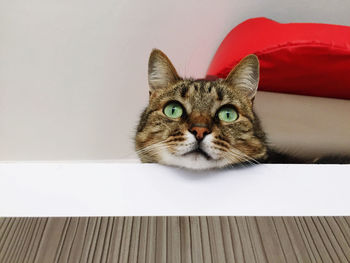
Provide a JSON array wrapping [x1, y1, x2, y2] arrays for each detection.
[[171, 107, 175, 115], [226, 112, 230, 118]]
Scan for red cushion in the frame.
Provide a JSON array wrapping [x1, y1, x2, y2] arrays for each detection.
[[206, 17, 350, 99]]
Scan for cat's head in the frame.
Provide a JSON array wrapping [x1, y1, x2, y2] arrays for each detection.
[[135, 49, 268, 169]]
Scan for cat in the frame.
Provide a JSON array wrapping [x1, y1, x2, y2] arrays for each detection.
[[134, 49, 350, 169]]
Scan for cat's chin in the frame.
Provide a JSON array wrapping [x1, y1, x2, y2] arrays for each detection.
[[183, 148, 212, 160], [159, 150, 231, 170]]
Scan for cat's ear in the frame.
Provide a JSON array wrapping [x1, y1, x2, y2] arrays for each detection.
[[148, 49, 180, 94], [224, 54, 259, 99]]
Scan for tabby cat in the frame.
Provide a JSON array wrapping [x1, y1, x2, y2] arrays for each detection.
[[135, 49, 349, 169]]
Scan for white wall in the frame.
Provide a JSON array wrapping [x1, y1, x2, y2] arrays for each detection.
[[1, 0, 350, 160]]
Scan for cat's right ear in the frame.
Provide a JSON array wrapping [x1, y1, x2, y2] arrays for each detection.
[[224, 54, 259, 100], [148, 49, 180, 96]]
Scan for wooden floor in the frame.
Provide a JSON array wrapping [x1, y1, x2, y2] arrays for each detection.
[[0, 217, 350, 263]]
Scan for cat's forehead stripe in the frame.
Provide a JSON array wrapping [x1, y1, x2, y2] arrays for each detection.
[[216, 86, 223, 101], [180, 85, 188, 97], [176, 80, 221, 97]]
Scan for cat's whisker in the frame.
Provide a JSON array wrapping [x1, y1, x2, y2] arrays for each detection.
[[221, 151, 251, 169], [135, 138, 182, 158], [136, 145, 166, 156], [227, 147, 273, 172], [221, 151, 244, 164], [231, 148, 261, 165], [223, 149, 247, 163], [225, 148, 258, 166], [135, 140, 168, 155], [221, 151, 240, 163]]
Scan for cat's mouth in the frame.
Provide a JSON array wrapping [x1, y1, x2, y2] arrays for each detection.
[[183, 148, 212, 160]]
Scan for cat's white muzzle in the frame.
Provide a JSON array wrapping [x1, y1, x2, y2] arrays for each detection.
[[159, 132, 231, 170]]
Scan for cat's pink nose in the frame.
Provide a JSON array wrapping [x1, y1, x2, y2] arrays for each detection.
[[189, 125, 210, 141]]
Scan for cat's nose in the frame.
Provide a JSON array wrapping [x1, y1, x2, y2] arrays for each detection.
[[189, 125, 210, 141]]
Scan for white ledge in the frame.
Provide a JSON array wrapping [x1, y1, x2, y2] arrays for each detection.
[[1, 162, 350, 216]]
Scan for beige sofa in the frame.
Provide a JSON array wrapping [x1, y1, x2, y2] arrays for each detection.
[[255, 91, 350, 158]]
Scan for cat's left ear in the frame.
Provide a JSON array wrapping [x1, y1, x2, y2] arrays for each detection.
[[224, 54, 259, 99], [148, 49, 180, 95]]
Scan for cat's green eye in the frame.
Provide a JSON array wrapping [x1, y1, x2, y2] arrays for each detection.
[[164, 102, 183, 119], [218, 106, 238, 122]]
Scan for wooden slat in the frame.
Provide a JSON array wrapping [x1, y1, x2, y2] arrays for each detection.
[[246, 217, 268, 263], [128, 217, 141, 263], [145, 217, 156, 263], [207, 216, 226, 262], [167, 217, 180, 263], [20, 218, 39, 263], [137, 217, 148, 263], [67, 217, 90, 263], [155, 217, 167, 263], [256, 217, 287, 262], [118, 217, 133, 263], [228, 217, 244, 263], [107, 217, 124, 263], [199, 216, 212, 263], [78, 218, 99, 263], [13, 218, 34, 263], [320, 217, 350, 262], [90, 217, 109, 262], [235, 217, 258, 262], [0, 218, 18, 260], [282, 217, 312, 263], [34, 217, 68, 262], [179, 216, 191, 263], [325, 217, 350, 261], [100, 218, 114, 263], [297, 216, 323, 262], [27, 218, 48, 262], [219, 217, 235, 263], [304, 217, 334, 262], [1, 218, 25, 262], [272, 217, 299, 263], [189, 216, 204, 263], [0, 217, 350, 263], [312, 217, 343, 262]]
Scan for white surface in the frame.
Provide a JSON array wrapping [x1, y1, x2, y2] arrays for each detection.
[[1, 0, 350, 160], [1, 163, 350, 216]]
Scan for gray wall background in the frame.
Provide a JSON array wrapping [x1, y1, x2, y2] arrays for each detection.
[[1, 0, 350, 160]]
